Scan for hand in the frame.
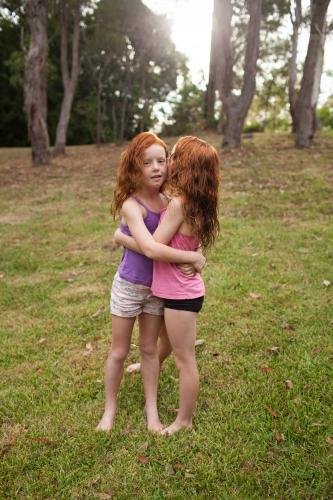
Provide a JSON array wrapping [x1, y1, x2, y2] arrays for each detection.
[[114, 227, 122, 244], [193, 252, 206, 273], [177, 263, 196, 277]]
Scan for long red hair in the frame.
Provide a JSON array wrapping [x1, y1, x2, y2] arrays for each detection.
[[168, 136, 220, 250], [111, 132, 168, 217]]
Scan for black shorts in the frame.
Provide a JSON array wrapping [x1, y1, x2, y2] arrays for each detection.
[[163, 296, 204, 313]]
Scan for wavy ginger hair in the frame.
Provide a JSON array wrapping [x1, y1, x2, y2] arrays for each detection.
[[168, 136, 220, 251], [111, 132, 168, 217]]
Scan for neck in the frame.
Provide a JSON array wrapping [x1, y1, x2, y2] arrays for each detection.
[[134, 186, 161, 201]]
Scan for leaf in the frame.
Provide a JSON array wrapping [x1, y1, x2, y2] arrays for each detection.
[[138, 455, 149, 464], [138, 441, 149, 453], [282, 322, 295, 331], [195, 339, 205, 346], [248, 292, 261, 300], [322, 280, 332, 287], [31, 437, 59, 445], [285, 379, 293, 389], [37, 337, 46, 344], [325, 436, 333, 445], [185, 471, 195, 478], [174, 463, 185, 470], [91, 475, 101, 486], [265, 405, 278, 417], [91, 307, 107, 318], [83, 342, 93, 356], [165, 463, 175, 475], [275, 433, 285, 442], [259, 366, 273, 373], [267, 346, 280, 354]]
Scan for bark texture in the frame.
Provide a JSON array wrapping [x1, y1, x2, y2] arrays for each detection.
[[294, 0, 330, 148], [217, 0, 262, 148], [24, 0, 50, 165], [53, 1, 81, 156], [288, 0, 302, 132]]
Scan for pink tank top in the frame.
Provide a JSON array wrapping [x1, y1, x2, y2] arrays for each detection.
[[151, 209, 205, 299]]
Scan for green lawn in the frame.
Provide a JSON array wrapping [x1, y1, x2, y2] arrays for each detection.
[[0, 133, 332, 498]]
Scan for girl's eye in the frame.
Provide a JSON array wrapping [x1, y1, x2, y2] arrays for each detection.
[[159, 159, 166, 163]]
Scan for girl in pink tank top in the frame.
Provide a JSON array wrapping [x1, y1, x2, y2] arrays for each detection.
[[115, 136, 220, 435]]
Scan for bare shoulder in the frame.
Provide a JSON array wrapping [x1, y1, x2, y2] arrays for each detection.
[[121, 198, 144, 218], [167, 196, 184, 213]]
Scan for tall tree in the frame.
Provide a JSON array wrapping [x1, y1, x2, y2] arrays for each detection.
[[288, 0, 302, 131], [215, 0, 263, 148], [53, 0, 81, 156], [294, 0, 330, 148], [24, 0, 50, 164]]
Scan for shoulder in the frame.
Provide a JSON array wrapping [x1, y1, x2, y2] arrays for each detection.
[[167, 196, 184, 212], [121, 197, 145, 218], [164, 196, 184, 221]]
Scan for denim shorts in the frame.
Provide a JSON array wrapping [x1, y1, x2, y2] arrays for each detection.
[[110, 273, 164, 318]]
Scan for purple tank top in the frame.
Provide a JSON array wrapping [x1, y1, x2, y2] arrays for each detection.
[[118, 197, 160, 286]]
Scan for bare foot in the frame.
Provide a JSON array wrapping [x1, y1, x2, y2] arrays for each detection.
[[144, 405, 164, 433], [160, 420, 192, 436], [96, 410, 116, 432], [126, 362, 141, 374]]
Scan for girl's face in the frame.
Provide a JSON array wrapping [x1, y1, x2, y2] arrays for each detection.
[[141, 144, 167, 189]]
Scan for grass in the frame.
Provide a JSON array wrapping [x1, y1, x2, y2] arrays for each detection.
[[0, 132, 333, 498]]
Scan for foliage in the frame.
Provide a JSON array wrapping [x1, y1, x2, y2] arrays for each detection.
[[161, 77, 206, 136], [317, 97, 333, 129]]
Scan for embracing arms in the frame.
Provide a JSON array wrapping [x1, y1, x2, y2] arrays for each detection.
[[115, 198, 205, 272]]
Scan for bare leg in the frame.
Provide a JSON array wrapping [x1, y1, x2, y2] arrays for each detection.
[[161, 308, 198, 436], [126, 320, 172, 373], [96, 315, 135, 431], [138, 313, 163, 432]]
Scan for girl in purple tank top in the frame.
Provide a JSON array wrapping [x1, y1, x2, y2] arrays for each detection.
[[115, 136, 220, 435], [96, 133, 205, 433]]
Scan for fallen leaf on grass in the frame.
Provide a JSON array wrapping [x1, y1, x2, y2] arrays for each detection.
[[267, 346, 280, 354], [31, 437, 59, 445], [322, 280, 332, 287], [168, 408, 179, 414], [37, 337, 46, 344], [138, 455, 149, 464], [259, 366, 273, 373], [138, 441, 149, 453], [91, 475, 101, 486], [325, 436, 333, 445], [174, 463, 185, 470], [96, 492, 114, 499], [248, 292, 261, 300], [265, 405, 278, 417], [91, 307, 107, 318], [195, 339, 205, 346], [120, 426, 132, 435], [285, 380, 293, 389], [185, 471, 195, 478], [282, 322, 295, 331], [83, 342, 93, 356], [165, 463, 175, 475], [64, 273, 80, 283], [275, 433, 285, 442]]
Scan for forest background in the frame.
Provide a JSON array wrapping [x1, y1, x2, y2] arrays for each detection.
[[1, 0, 333, 157]]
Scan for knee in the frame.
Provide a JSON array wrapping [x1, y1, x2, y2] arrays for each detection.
[[139, 341, 157, 358], [173, 351, 195, 370], [109, 348, 128, 364]]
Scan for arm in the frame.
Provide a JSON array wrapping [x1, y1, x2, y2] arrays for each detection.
[[119, 199, 205, 270]]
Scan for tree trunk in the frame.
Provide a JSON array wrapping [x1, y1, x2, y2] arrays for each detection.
[[294, 0, 330, 148], [311, 11, 326, 132], [218, 0, 262, 148], [288, 0, 302, 132], [205, 0, 220, 127], [24, 0, 50, 165], [53, 1, 81, 156]]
